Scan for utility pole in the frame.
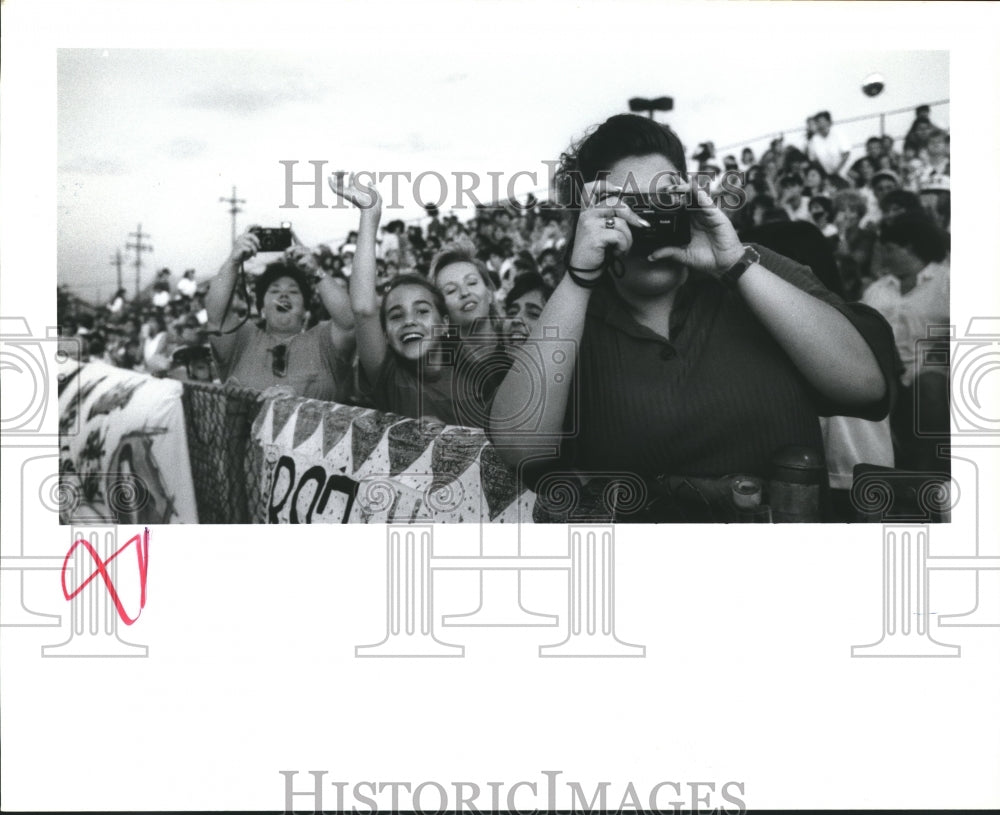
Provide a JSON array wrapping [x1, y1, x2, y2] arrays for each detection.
[[110, 248, 124, 292], [219, 186, 246, 247], [126, 224, 153, 300]]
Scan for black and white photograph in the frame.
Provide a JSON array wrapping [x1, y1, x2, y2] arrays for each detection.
[[52, 41, 955, 525], [2, 1, 999, 812]]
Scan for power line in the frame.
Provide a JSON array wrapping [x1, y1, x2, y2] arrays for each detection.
[[110, 248, 124, 292], [219, 185, 246, 247], [126, 223, 153, 300]]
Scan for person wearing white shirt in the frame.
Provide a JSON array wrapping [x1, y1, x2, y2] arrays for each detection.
[[778, 173, 812, 222], [862, 212, 950, 470], [177, 269, 198, 299], [807, 111, 850, 179]]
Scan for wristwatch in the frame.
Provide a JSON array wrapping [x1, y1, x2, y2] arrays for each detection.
[[721, 245, 760, 288]]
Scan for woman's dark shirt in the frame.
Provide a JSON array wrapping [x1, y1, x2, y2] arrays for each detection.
[[525, 245, 897, 481]]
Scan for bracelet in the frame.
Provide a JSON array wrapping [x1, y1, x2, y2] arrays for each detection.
[[565, 263, 604, 289]]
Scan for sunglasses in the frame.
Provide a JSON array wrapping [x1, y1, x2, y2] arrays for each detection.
[[270, 344, 288, 377]]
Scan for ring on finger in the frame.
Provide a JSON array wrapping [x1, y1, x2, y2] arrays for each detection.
[[604, 216, 616, 229]]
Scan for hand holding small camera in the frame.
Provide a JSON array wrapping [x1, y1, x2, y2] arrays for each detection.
[[646, 179, 744, 277], [569, 180, 649, 279], [228, 228, 261, 266]]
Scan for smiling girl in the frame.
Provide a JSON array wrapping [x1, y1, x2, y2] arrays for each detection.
[[331, 173, 489, 426]]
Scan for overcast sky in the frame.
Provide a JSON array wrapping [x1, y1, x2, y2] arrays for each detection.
[[56, 42, 948, 302]]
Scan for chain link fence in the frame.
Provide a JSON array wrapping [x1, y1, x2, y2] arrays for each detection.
[[180, 382, 264, 523]]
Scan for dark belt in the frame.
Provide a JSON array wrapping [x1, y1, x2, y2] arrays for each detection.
[[533, 472, 762, 524]]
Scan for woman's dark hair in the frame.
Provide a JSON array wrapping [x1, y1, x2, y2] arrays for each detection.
[[739, 221, 844, 298], [810, 195, 835, 219], [879, 212, 950, 264], [804, 161, 827, 179], [378, 273, 448, 331], [504, 272, 553, 312], [781, 146, 808, 174], [253, 261, 313, 313], [555, 114, 688, 271], [512, 250, 538, 276], [555, 114, 688, 206], [880, 189, 922, 217], [146, 312, 167, 333]]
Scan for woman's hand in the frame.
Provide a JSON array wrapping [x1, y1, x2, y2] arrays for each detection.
[[227, 228, 260, 266], [328, 171, 382, 213], [569, 181, 649, 278], [647, 180, 744, 276]]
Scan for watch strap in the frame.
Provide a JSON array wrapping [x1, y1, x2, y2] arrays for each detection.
[[721, 245, 760, 288]]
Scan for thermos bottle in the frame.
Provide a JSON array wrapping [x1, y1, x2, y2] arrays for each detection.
[[768, 446, 827, 522]]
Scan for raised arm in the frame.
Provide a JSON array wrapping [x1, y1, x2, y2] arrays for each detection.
[[650, 181, 888, 405], [205, 229, 259, 364], [329, 172, 386, 384]]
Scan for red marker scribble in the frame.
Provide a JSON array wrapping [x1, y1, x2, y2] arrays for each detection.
[[61, 527, 149, 625]]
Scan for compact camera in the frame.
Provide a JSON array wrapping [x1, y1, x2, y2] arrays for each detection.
[[618, 192, 691, 255], [250, 223, 293, 253]]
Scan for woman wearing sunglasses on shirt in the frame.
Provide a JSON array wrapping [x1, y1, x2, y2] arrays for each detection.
[[205, 229, 356, 401]]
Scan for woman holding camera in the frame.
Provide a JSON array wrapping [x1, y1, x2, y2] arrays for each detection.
[[488, 114, 898, 521], [205, 228, 356, 401]]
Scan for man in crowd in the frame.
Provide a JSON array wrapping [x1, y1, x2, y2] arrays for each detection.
[[862, 212, 950, 470], [177, 268, 198, 299], [503, 272, 552, 345], [807, 110, 850, 180], [778, 173, 812, 222]]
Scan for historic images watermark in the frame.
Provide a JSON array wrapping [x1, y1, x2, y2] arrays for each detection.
[[276, 163, 748, 212], [279, 769, 747, 814], [0, 318, 152, 654], [851, 319, 1000, 658]]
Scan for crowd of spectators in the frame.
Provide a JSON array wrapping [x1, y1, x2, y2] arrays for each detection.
[[58, 103, 951, 484]]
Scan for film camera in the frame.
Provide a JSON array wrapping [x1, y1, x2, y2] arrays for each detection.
[[618, 191, 691, 255], [250, 223, 294, 252]]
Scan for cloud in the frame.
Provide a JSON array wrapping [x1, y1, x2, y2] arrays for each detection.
[[164, 138, 208, 159], [180, 82, 326, 115], [59, 154, 130, 176], [371, 132, 440, 153]]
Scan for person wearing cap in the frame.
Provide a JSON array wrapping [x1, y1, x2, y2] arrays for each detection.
[[859, 169, 901, 229], [168, 344, 215, 384], [205, 228, 355, 401]]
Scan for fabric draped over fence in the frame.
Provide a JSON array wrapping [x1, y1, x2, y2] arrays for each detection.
[[58, 363, 545, 524]]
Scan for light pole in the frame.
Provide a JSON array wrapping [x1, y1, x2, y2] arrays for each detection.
[[628, 96, 674, 119]]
